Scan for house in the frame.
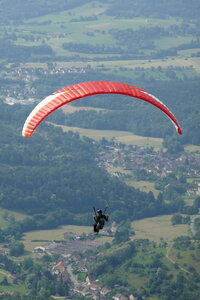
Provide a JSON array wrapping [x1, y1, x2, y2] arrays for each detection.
[[100, 287, 111, 296], [8, 274, 18, 280], [33, 246, 45, 253], [77, 262, 88, 272], [197, 182, 200, 195], [86, 274, 96, 285], [85, 255, 97, 265], [52, 261, 65, 275], [113, 294, 129, 300], [73, 285, 89, 297], [64, 232, 77, 240], [89, 283, 100, 292], [51, 261, 71, 283], [8, 291, 18, 297], [0, 247, 9, 255], [111, 221, 118, 233]]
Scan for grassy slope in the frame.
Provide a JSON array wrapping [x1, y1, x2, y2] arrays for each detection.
[[0, 208, 28, 228], [91, 214, 199, 296], [132, 215, 190, 242]]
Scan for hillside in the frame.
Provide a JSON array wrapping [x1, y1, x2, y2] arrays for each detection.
[[87, 237, 200, 299], [0, 102, 166, 227]]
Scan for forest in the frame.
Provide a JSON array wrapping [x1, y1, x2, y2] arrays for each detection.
[[0, 0, 199, 21], [0, 0, 91, 23], [105, 0, 200, 19], [0, 40, 54, 61]]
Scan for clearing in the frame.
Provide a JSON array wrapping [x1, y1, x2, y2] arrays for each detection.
[[132, 215, 190, 243]]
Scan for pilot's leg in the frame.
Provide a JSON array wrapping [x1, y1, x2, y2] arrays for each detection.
[[94, 224, 99, 232]]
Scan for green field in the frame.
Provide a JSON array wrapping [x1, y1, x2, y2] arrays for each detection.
[[125, 180, 160, 197], [155, 36, 193, 50], [22, 56, 200, 73], [50, 122, 164, 148], [0, 208, 27, 228], [13, 2, 184, 51], [185, 144, 200, 152], [61, 104, 108, 114], [0, 282, 28, 295], [22, 224, 92, 251], [132, 215, 190, 242], [0, 268, 28, 294]]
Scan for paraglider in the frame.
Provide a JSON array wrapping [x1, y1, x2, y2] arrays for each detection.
[[93, 207, 109, 233], [22, 81, 182, 138]]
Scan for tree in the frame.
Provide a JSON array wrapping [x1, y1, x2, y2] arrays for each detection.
[[173, 236, 191, 250], [9, 241, 25, 256], [194, 196, 200, 209], [113, 220, 133, 244], [22, 257, 34, 270], [0, 276, 9, 286], [171, 214, 183, 225], [162, 136, 184, 154]]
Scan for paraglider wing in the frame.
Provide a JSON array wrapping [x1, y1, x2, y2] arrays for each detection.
[[22, 81, 182, 137]]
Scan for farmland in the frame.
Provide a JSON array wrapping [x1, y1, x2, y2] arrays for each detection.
[[1, 1, 200, 77], [50, 122, 164, 147]]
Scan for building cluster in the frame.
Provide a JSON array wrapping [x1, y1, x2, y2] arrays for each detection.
[[0, 66, 86, 104], [34, 253, 135, 299], [97, 144, 200, 183], [31, 224, 136, 300]]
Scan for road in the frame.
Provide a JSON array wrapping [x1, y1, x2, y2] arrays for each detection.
[[166, 244, 191, 275], [66, 264, 79, 287]]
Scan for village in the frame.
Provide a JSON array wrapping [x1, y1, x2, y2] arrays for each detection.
[[96, 143, 200, 196], [0, 221, 136, 299], [30, 223, 138, 300], [0, 218, 139, 299], [0, 65, 87, 105], [26, 222, 133, 300]]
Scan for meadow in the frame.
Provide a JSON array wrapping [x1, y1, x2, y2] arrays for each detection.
[[125, 180, 159, 197], [22, 224, 92, 251], [50, 122, 164, 148], [132, 215, 190, 242]]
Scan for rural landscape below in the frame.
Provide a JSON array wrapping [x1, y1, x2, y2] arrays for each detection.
[[0, 0, 200, 299]]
